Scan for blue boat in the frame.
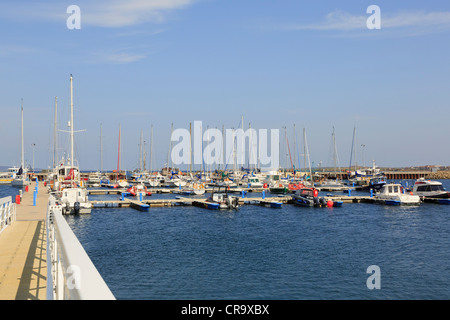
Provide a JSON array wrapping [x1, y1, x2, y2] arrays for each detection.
[[333, 201, 344, 207], [385, 200, 401, 206]]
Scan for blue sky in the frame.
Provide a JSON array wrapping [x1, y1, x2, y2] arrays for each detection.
[[0, 0, 449, 171]]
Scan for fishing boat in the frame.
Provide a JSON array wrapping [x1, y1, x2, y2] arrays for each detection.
[[375, 183, 420, 206], [207, 186, 240, 209], [412, 178, 450, 199], [53, 75, 91, 214], [293, 187, 327, 207]]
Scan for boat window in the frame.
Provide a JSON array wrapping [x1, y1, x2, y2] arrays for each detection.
[[417, 186, 427, 192], [393, 185, 399, 193], [431, 185, 444, 191], [388, 186, 393, 193]]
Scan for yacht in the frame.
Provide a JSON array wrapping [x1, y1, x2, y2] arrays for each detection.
[[12, 101, 31, 188], [412, 178, 450, 199], [375, 183, 420, 206]]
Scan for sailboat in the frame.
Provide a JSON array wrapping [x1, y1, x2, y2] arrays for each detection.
[[55, 75, 92, 214], [113, 124, 128, 188], [12, 99, 31, 187], [318, 127, 345, 189]]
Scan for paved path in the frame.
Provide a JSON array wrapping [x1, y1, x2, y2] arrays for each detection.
[[0, 182, 48, 300]]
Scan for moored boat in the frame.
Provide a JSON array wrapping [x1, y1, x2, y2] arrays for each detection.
[[293, 187, 327, 207], [412, 178, 450, 199], [375, 183, 421, 206]]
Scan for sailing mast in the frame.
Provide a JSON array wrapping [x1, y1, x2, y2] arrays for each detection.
[[117, 124, 121, 182], [21, 98, 24, 172], [331, 126, 342, 180], [53, 97, 58, 169], [70, 75, 74, 182], [100, 123, 103, 172], [150, 124, 154, 174], [303, 128, 312, 182], [349, 126, 357, 172]]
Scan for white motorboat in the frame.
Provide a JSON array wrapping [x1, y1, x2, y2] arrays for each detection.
[[59, 187, 92, 214], [207, 186, 240, 209], [87, 171, 101, 187], [242, 176, 263, 188], [412, 178, 450, 199], [375, 183, 421, 206]]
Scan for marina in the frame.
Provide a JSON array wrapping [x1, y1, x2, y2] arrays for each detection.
[[1, 1, 450, 303]]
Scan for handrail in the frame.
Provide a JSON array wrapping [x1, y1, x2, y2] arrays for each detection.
[[46, 196, 115, 300], [0, 196, 15, 235]]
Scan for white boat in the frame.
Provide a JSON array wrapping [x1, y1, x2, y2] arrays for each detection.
[[412, 178, 450, 199], [207, 186, 240, 209], [87, 171, 101, 187], [375, 183, 421, 206], [127, 182, 151, 197], [242, 176, 263, 188], [59, 187, 92, 214], [0, 173, 13, 184], [192, 182, 206, 195], [147, 175, 161, 187], [12, 100, 31, 188], [166, 176, 187, 188], [53, 75, 91, 214]]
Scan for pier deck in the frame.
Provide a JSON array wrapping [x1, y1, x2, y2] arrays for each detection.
[[0, 182, 48, 300]]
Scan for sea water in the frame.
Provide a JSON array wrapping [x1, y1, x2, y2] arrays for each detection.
[[1, 181, 449, 299]]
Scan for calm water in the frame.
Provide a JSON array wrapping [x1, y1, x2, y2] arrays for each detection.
[[1, 181, 449, 299]]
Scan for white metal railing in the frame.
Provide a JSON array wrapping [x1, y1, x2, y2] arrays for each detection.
[[0, 196, 16, 235], [46, 195, 115, 300]]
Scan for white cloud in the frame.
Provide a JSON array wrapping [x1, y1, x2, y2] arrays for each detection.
[[280, 9, 450, 33], [0, 0, 199, 28], [104, 53, 147, 64]]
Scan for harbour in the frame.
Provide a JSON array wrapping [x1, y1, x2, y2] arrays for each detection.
[[1, 1, 450, 303]]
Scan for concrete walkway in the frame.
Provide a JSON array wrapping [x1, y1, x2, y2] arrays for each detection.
[[0, 182, 48, 300]]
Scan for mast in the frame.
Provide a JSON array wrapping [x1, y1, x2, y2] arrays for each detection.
[[293, 124, 297, 173], [100, 123, 103, 172], [21, 98, 24, 171], [117, 124, 121, 181], [53, 97, 58, 169], [167, 122, 173, 173], [150, 125, 153, 173], [349, 126, 357, 172], [70, 75, 74, 172], [189, 122, 192, 174], [303, 128, 312, 182], [139, 129, 143, 172]]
